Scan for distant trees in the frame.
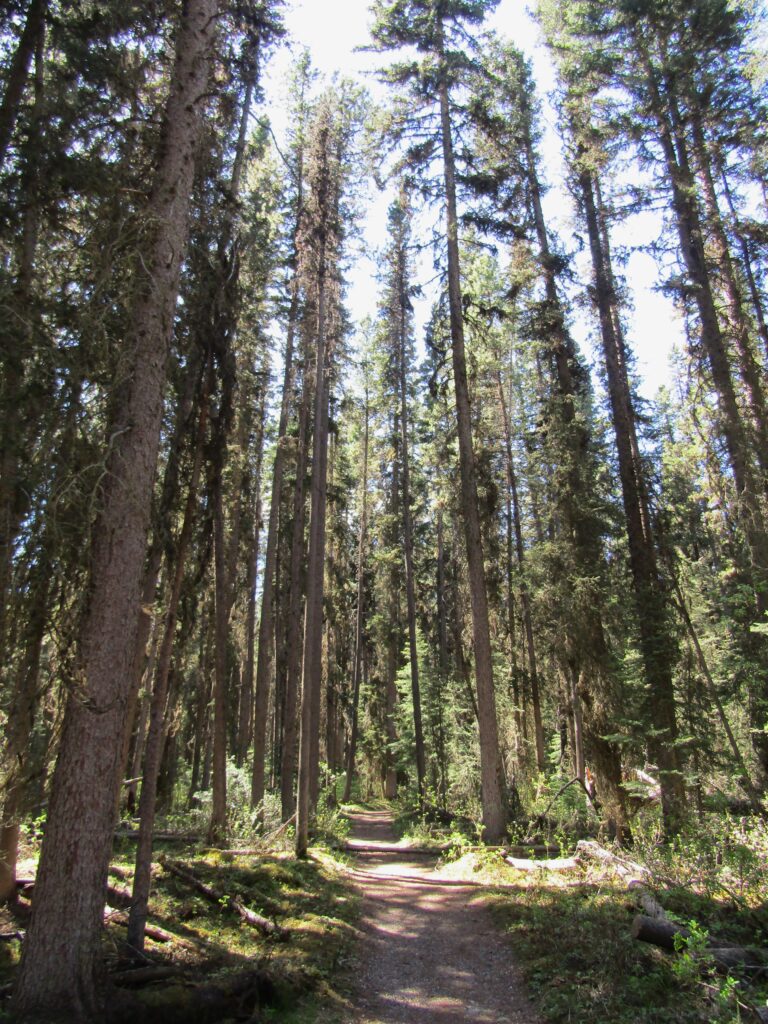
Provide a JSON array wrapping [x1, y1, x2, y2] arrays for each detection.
[[0, 0, 766, 1011], [369, 0, 507, 843]]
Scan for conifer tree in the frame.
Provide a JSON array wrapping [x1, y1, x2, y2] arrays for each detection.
[[369, 0, 507, 841]]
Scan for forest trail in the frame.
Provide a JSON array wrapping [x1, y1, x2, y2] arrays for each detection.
[[343, 809, 540, 1024]]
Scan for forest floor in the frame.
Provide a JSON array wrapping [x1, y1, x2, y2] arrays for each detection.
[[343, 809, 539, 1024]]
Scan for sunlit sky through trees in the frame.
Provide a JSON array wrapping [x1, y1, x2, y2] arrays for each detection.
[[262, 0, 686, 399]]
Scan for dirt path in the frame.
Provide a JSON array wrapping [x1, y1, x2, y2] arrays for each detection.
[[344, 809, 540, 1024]]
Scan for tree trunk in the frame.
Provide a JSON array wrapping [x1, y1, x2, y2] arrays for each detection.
[[12, 3, 216, 1017], [251, 276, 300, 812], [496, 370, 545, 771], [0, 0, 47, 169], [436, 18, 506, 843], [126, 386, 209, 952], [279, 356, 312, 820], [342, 379, 369, 803], [575, 156, 681, 832], [394, 224, 426, 800], [296, 146, 333, 854]]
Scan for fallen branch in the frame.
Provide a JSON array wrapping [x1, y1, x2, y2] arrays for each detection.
[[158, 855, 289, 941], [115, 830, 200, 843], [106, 909, 188, 947], [110, 965, 181, 987]]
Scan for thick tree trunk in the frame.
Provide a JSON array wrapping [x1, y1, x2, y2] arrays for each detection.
[[296, 225, 331, 856], [11, 5, 216, 1017], [436, 22, 506, 843]]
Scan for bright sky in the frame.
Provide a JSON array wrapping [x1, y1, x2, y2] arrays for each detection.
[[261, 0, 683, 401]]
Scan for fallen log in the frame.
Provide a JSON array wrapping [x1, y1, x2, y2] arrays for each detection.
[[632, 915, 768, 975], [205, 813, 297, 856], [575, 840, 649, 883], [504, 855, 580, 872], [158, 855, 288, 941], [104, 966, 293, 1024], [110, 965, 181, 987], [575, 841, 666, 918], [631, 913, 686, 950], [342, 841, 446, 856], [504, 844, 561, 858], [115, 830, 201, 842]]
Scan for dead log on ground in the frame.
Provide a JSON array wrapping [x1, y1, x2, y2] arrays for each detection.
[[115, 829, 200, 842], [632, 914, 768, 974], [158, 855, 289, 941], [110, 965, 181, 987], [205, 813, 297, 856], [503, 854, 580, 872], [343, 841, 446, 856]]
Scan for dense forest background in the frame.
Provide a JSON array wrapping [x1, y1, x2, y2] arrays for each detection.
[[1, 0, 767, 1018]]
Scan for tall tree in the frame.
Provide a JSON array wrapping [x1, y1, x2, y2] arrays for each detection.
[[12, 2, 219, 1015], [369, 0, 507, 842]]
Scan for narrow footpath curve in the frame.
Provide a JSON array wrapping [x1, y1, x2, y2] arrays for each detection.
[[344, 809, 540, 1024]]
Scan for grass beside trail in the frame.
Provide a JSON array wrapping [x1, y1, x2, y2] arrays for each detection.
[[0, 831, 361, 1024], [393, 803, 768, 1024]]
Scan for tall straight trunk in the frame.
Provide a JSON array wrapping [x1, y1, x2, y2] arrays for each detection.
[[0, 571, 49, 903], [209, 442, 229, 842], [495, 370, 545, 771], [436, 19, 505, 843], [12, 3, 216, 1016], [251, 276, 301, 811], [0, 15, 44, 653], [396, 277, 426, 800], [576, 157, 681, 830], [121, 347, 206, 813], [205, 68, 259, 841], [342, 382, 369, 803], [237, 380, 268, 766], [383, 622, 399, 800], [127, 388, 209, 951], [296, 250, 332, 857], [280, 357, 312, 819], [0, 0, 47, 169]]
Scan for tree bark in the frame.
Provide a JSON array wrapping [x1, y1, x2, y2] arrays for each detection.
[[12, 3, 217, 1016], [342, 377, 369, 803], [126, 385, 210, 952], [436, 16, 506, 843]]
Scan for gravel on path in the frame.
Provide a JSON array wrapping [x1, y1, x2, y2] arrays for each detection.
[[344, 809, 541, 1024]]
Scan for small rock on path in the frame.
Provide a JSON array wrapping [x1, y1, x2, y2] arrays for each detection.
[[344, 809, 540, 1024]]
